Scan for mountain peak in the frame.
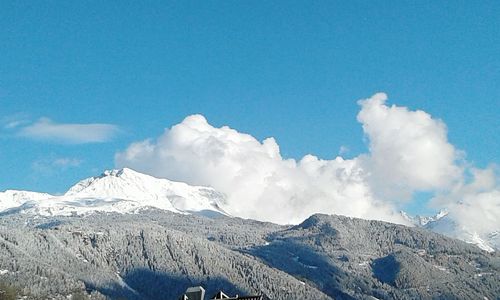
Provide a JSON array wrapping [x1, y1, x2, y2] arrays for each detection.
[[0, 169, 227, 218], [66, 167, 158, 196], [400, 209, 449, 227], [101, 167, 143, 178]]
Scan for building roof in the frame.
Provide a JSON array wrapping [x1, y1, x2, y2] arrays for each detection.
[[180, 286, 266, 300], [186, 286, 206, 293], [210, 291, 230, 299], [209, 291, 264, 300]]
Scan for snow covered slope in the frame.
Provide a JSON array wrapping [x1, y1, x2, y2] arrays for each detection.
[[0, 168, 227, 217], [400, 209, 448, 227], [0, 190, 52, 212], [424, 214, 498, 252], [402, 210, 497, 252]]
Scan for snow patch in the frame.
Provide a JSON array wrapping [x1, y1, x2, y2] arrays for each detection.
[[433, 265, 447, 272]]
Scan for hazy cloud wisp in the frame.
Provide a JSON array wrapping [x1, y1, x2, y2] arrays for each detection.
[[19, 118, 119, 144], [32, 157, 83, 175]]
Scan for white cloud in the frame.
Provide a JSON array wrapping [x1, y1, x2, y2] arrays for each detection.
[[19, 118, 119, 144], [356, 95, 499, 247], [116, 114, 404, 224], [357, 93, 462, 200], [432, 166, 500, 237], [114, 92, 499, 246]]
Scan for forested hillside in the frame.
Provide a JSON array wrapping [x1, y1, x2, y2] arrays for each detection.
[[0, 211, 498, 299]]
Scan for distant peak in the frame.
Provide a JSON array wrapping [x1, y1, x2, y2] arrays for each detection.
[[101, 167, 141, 177], [435, 209, 449, 219], [1, 189, 50, 196], [400, 209, 449, 227], [64, 168, 147, 196]]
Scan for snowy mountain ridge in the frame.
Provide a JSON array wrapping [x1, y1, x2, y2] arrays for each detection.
[[0, 168, 497, 252], [401, 210, 497, 252], [400, 209, 449, 227], [0, 190, 53, 212], [0, 168, 227, 217]]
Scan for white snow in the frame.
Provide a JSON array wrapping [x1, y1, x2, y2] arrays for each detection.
[[2, 169, 497, 252], [0, 190, 52, 212], [402, 210, 497, 252], [467, 233, 495, 253], [0, 269, 8, 275], [0, 168, 227, 218], [400, 209, 448, 227], [426, 216, 496, 252], [433, 265, 447, 272], [114, 272, 140, 295], [474, 272, 494, 278], [416, 249, 426, 256]]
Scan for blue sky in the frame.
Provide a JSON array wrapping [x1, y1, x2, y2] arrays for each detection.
[[1, 1, 499, 216]]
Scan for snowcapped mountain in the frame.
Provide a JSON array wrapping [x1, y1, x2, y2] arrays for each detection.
[[0, 168, 227, 217], [402, 210, 497, 252], [0, 190, 52, 212], [400, 209, 448, 227], [1, 170, 497, 252], [424, 214, 498, 252]]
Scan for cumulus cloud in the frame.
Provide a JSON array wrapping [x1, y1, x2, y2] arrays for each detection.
[[357, 93, 463, 200], [115, 92, 499, 244], [356, 94, 499, 247], [19, 118, 119, 144], [432, 166, 500, 237], [116, 113, 404, 224]]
